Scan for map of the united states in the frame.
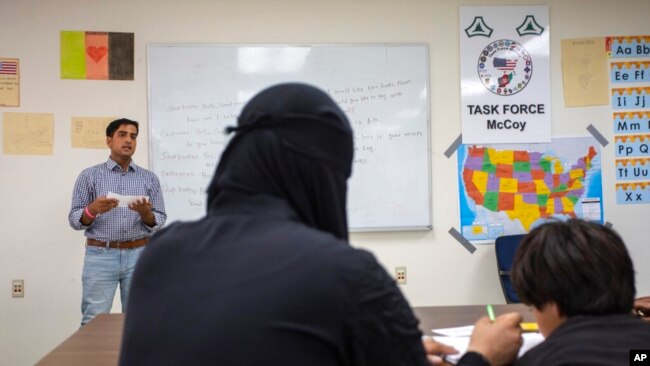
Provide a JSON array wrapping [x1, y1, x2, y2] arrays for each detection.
[[461, 145, 598, 230]]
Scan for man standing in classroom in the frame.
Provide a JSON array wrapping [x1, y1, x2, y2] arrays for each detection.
[[68, 118, 166, 326]]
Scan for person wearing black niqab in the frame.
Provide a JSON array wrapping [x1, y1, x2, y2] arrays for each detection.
[[119, 83, 509, 366], [207, 82, 353, 241]]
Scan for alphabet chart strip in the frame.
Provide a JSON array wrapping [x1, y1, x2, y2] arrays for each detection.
[[616, 182, 650, 204], [608, 35, 650, 204], [607, 36, 650, 58], [615, 158, 650, 181]]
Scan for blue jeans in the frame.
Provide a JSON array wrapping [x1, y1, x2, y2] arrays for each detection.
[[81, 245, 145, 326]]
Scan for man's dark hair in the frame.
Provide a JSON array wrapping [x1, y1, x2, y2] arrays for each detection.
[[511, 219, 635, 317], [106, 118, 139, 137]]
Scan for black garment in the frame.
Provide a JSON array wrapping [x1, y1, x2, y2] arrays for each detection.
[[208, 82, 354, 240], [120, 83, 488, 366], [457, 351, 490, 366], [120, 84, 443, 365], [516, 314, 650, 366], [119, 192, 429, 366]]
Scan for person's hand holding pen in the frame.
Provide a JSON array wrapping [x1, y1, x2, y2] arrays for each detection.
[[466, 307, 523, 366]]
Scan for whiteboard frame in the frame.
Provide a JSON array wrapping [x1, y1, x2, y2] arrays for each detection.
[[147, 43, 432, 232]]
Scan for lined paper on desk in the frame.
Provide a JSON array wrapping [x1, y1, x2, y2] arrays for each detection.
[[432, 333, 544, 364]]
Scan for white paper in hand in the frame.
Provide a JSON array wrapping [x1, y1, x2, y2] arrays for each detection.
[[107, 192, 149, 207]]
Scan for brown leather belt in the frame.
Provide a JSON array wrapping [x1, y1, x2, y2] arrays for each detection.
[[86, 238, 149, 249]]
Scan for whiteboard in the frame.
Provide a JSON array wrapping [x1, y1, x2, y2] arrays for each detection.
[[148, 44, 431, 231]]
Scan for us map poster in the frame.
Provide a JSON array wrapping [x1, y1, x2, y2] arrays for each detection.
[[457, 137, 604, 242]]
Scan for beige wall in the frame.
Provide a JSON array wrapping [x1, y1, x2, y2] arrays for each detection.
[[2, 0, 649, 364]]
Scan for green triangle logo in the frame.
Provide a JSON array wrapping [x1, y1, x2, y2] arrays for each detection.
[[465, 16, 493, 38], [516, 15, 544, 36]]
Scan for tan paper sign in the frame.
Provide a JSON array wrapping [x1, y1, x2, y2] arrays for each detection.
[[3, 112, 54, 155], [561, 38, 609, 107], [71, 116, 114, 148]]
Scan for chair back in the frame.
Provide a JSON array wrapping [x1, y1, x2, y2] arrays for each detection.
[[494, 234, 526, 304]]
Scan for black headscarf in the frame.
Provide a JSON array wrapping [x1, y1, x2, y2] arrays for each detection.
[[207, 83, 354, 240]]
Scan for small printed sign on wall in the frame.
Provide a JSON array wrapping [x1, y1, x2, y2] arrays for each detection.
[[459, 6, 550, 144]]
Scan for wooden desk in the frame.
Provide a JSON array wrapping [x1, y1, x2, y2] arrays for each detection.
[[36, 314, 124, 366], [36, 304, 532, 365], [413, 303, 533, 333]]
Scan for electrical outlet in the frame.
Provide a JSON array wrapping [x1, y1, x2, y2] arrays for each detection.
[[395, 267, 407, 285], [12, 279, 24, 298]]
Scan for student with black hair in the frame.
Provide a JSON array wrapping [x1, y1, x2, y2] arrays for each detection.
[[512, 219, 650, 365]]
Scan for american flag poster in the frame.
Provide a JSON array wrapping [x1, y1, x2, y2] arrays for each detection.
[[459, 6, 550, 144], [0, 58, 20, 107]]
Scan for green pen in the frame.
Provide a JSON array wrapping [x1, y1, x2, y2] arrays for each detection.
[[486, 304, 496, 322]]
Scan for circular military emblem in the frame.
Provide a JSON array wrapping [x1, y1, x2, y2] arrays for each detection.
[[477, 39, 532, 96]]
